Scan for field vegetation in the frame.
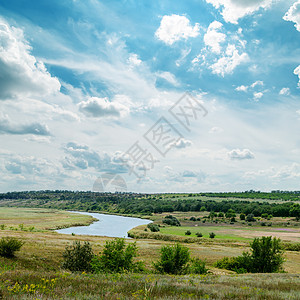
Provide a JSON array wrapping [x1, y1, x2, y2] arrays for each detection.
[[0, 192, 299, 298]]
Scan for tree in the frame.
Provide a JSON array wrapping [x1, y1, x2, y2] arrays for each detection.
[[290, 204, 300, 221], [91, 238, 142, 273], [209, 232, 216, 239], [154, 243, 190, 274], [249, 236, 284, 273]]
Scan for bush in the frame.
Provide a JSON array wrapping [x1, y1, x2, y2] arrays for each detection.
[[230, 217, 236, 222], [62, 241, 93, 272], [189, 258, 208, 274], [190, 217, 196, 221], [147, 223, 160, 232], [240, 213, 246, 220], [185, 230, 191, 236], [196, 232, 203, 237], [214, 256, 248, 274], [91, 238, 142, 273], [215, 236, 284, 273], [0, 237, 24, 258], [153, 243, 190, 274], [246, 214, 256, 222], [209, 232, 216, 239], [163, 215, 181, 226]]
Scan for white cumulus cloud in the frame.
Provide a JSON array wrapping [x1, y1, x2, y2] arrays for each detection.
[[204, 21, 226, 54], [283, 1, 300, 32], [171, 138, 193, 149], [210, 44, 248, 76], [0, 20, 60, 100], [155, 14, 200, 45], [205, 0, 273, 24], [279, 87, 291, 95], [78, 97, 130, 118], [253, 92, 263, 101], [228, 148, 255, 160], [235, 85, 248, 92]]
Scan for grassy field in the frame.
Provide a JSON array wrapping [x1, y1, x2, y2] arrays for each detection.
[[0, 207, 96, 230], [0, 208, 299, 299]]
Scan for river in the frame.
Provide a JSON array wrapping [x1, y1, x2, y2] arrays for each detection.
[[56, 211, 152, 238]]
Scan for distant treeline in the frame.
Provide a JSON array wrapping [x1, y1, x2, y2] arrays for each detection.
[[0, 190, 299, 219]]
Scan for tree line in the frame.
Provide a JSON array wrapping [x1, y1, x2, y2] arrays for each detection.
[[0, 190, 299, 219]]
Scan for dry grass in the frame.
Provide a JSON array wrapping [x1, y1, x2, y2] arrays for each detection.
[[0, 207, 95, 230]]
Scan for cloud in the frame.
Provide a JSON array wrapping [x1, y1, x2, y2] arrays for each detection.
[[0, 115, 50, 136], [227, 148, 255, 160], [253, 92, 263, 101], [155, 14, 200, 45], [62, 142, 127, 173], [294, 65, 300, 87], [205, 0, 273, 24], [171, 138, 193, 149], [245, 163, 300, 180], [251, 80, 264, 88], [283, 1, 300, 32], [128, 53, 142, 66], [156, 71, 180, 86], [204, 21, 226, 54], [279, 87, 291, 96], [209, 126, 224, 134], [3, 154, 59, 176], [235, 85, 248, 92], [78, 97, 130, 118], [182, 170, 198, 177], [210, 44, 248, 76], [0, 20, 60, 100]]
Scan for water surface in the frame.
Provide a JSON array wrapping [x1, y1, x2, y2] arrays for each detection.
[[57, 211, 151, 238]]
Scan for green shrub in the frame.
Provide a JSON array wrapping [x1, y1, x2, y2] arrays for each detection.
[[185, 230, 191, 236], [214, 256, 248, 274], [153, 243, 190, 274], [246, 214, 256, 222], [215, 237, 284, 273], [196, 232, 203, 237], [209, 232, 216, 239], [240, 213, 246, 220], [91, 238, 142, 273], [163, 215, 181, 226], [282, 242, 300, 251], [147, 223, 160, 232], [189, 258, 208, 274], [0, 237, 24, 258], [62, 241, 93, 272], [190, 217, 196, 221]]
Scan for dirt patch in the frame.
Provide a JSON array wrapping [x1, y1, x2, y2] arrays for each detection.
[[218, 229, 300, 242]]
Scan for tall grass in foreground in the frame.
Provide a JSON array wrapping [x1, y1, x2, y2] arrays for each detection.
[[0, 270, 300, 299]]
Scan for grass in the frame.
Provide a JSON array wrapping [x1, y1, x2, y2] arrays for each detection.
[[0, 207, 299, 298], [160, 226, 251, 241], [0, 207, 96, 230], [1, 270, 300, 299]]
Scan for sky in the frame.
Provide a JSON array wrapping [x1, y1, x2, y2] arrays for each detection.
[[0, 0, 300, 193]]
